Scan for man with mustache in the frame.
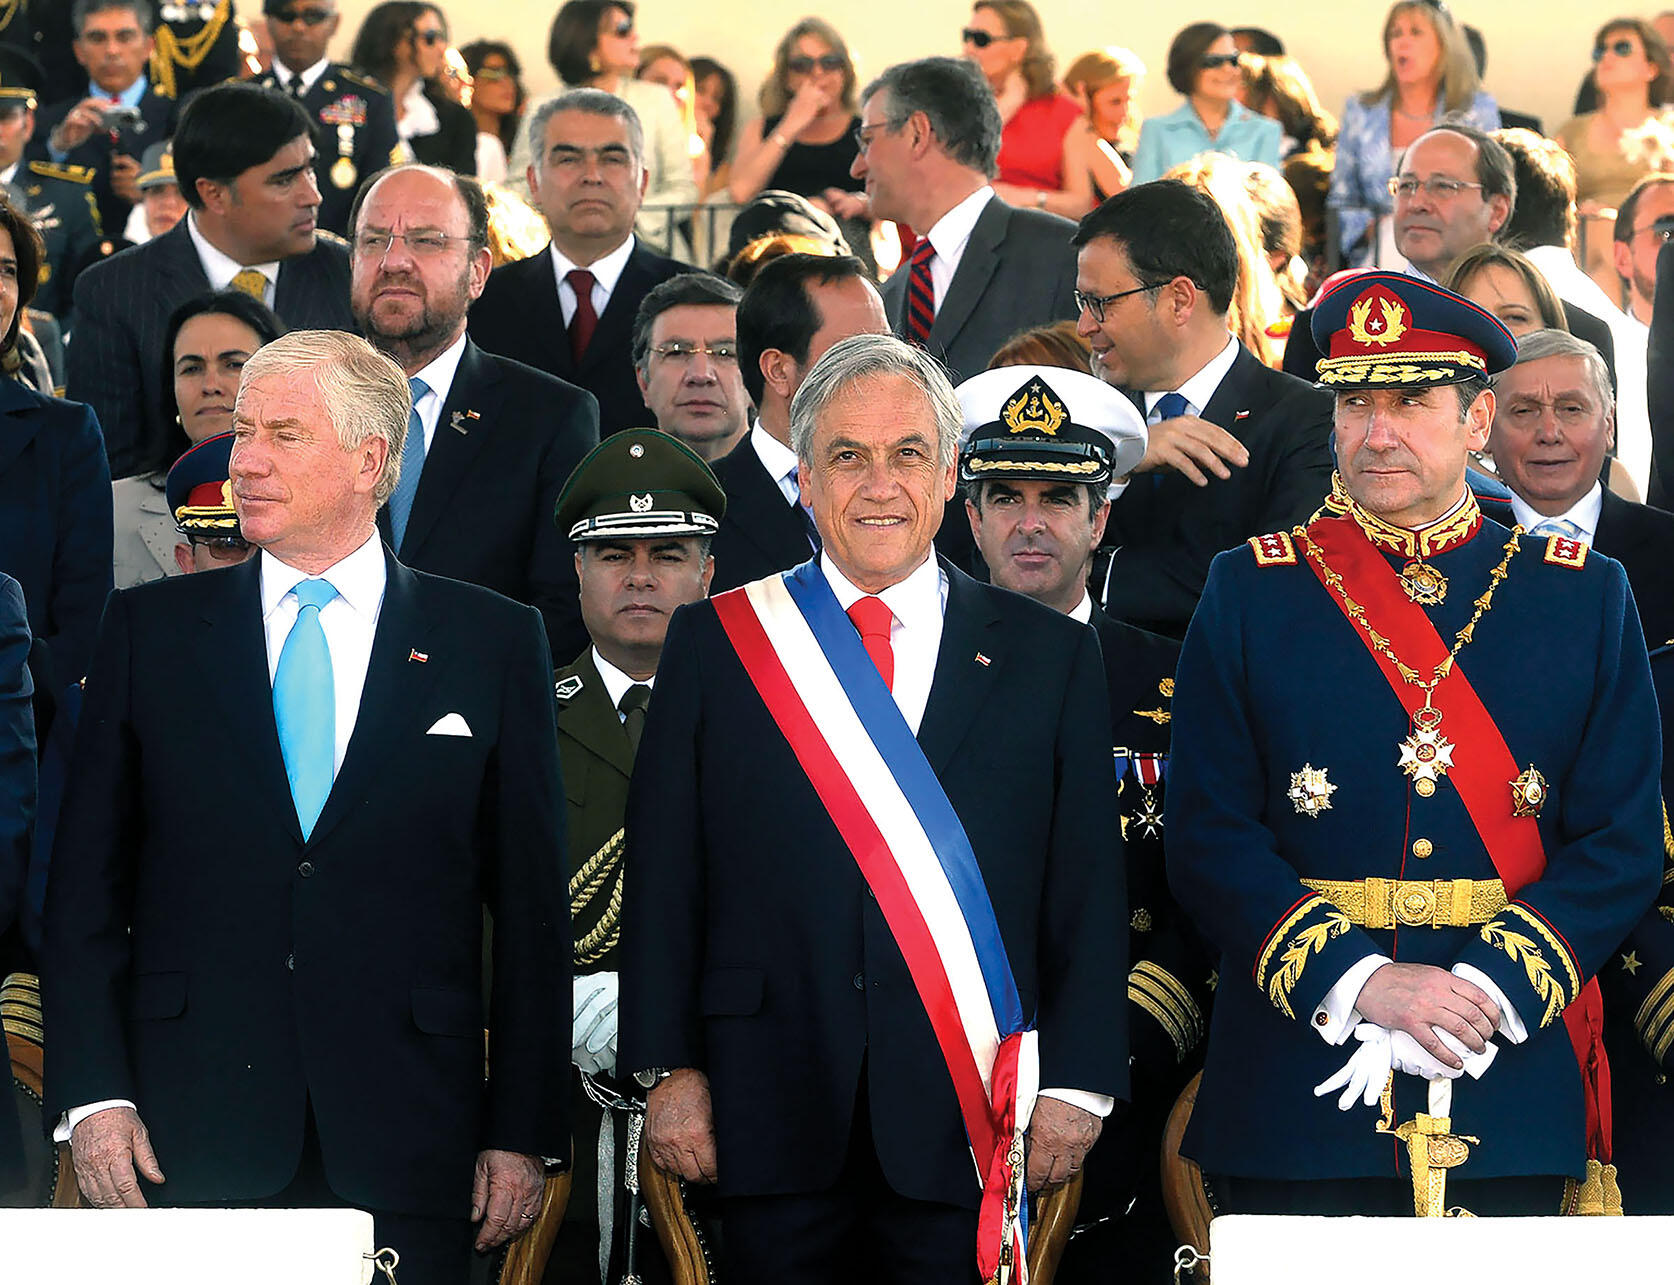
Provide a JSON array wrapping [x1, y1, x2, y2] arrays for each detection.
[[349, 163, 599, 662]]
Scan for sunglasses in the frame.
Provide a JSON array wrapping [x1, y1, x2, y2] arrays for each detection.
[[1199, 52, 1241, 70], [607, 17, 633, 37], [961, 28, 1013, 49], [788, 53, 845, 75], [1593, 39, 1639, 61], [188, 534, 253, 560], [473, 64, 511, 82], [412, 27, 446, 46], [270, 5, 333, 24]]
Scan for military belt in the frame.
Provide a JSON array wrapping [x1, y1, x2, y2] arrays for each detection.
[[1300, 876, 1508, 929]]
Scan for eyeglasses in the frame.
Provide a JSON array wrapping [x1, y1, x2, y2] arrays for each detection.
[[1593, 39, 1638, 61], [412, 27, 446, 46], [188, 534, 253, 560], [607, 17, 634, 37], [1631, 222, 1674, 243], [1388, 175, 1485, 200], [351, 230, 476, 257], [852, 118, 905, 151], [961, 28, 1012, 48], [1198, 52, 1242, 70], [270, 6, 333, 26], [788, 53, 846, 75], [649, 340, 739, 365], [1075, 281, 1164, 323]]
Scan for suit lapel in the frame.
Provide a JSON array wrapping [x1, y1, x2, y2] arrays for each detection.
[[1197, 343, 1260, 433], [557, 650, 636, 779], [200, 558, 305, 846], [916, 560, 1003, 773], [307, 550, 439, 848], [583, 243, 651, 376], [151, 220, 212, 296], [397, 341, 504, 557], [0, 380, 42, 474], [522, 248, 576, 379], [929, 199, 1006, 353], [728, 439, 812, 561]]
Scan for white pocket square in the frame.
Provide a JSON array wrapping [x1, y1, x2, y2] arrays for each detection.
[[426, 713, 473, 737]]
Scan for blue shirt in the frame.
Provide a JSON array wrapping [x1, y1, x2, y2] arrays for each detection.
[[1130, 100, 1283, 184]]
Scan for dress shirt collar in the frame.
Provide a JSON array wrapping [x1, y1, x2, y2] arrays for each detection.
[[751, 422, 801, 501], [593, 646, 654, 709], [923, 185, 994, 268], [274, 56, 329, 94], [1069, 591, 1094, 624], [88, 74, 147, 108], [410, 330, 469, 407], [1144, 333, 1238, 414], [549, 233, 635, 293], [0, 162, 17, 186], [259, 530, 386, 623], [398, 79, 438, 140], [1163, 97, 1258, 139], [186, 212, 279, 291], [820, 550, 948, 626], [1509, 481, 1603, 542]]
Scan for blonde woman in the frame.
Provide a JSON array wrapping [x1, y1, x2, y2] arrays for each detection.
[[1061, 47, 1145, 206]]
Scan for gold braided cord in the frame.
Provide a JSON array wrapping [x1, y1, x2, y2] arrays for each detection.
[[0, 0, 22, 35], [149, 1, 233, 99], [574, 869, 622, 966], [570, 828, 625, 964], [1293, 523, 1521, 699]]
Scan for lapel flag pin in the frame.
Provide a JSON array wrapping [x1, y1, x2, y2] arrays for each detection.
[[1234, 410, 1251, 421], [450, 409, 480, 434], [975, 652, 991, 667], [408, 649, 429, 663]]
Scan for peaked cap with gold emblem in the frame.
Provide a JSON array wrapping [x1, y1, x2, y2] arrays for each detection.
[[954, 365, 1147, 493], [554, 427, 726, 542], [166, 432, 240, 533], [0, 47, 41, 109], [1310, 270, 1517, 389]]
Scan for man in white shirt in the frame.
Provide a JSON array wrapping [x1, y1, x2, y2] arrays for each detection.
[[43, 329, 570, 1285]]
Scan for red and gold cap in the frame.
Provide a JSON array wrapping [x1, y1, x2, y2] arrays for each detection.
[[1309, 271, 1517, 390]]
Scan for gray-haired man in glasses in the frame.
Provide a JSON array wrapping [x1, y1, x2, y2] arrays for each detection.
[[348, 162, 600, 662]]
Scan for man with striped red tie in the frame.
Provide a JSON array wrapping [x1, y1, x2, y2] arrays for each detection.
[[620, 332, 1126, 1283]]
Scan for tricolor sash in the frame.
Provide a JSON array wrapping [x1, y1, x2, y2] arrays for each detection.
[[1303, 513, 1612, 1160], [712, 562, 1038, 1282]]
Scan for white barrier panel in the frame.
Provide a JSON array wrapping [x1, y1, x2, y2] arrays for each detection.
[[1209, 1214, 1674, 1283], [2, 1207, 379, 1284]]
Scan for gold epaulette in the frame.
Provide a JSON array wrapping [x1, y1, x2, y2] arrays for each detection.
[[1635, 965, 1674, 1065], [1248, 530, 1296, 566], [315, 228, 348, 247], [1127, 960, 1204, 1062], [28, 160, 94, 184], [1542, 534, 1588, 568], [336, 67, 390, 95]]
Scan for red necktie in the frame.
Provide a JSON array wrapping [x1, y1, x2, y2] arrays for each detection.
[[905, 238, 935, 347], [566, 268, 598, 364], [847, 596, 895, 691]]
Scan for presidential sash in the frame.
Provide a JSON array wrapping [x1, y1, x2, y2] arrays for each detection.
[[712, 562, 1037, 1283], [1303, 513, 1611, 1161]]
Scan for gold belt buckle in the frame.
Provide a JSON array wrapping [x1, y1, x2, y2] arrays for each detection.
[[1394, 882, 1438, 927]]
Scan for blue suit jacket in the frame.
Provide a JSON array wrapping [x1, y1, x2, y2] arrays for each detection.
[[0, 572, 31, 1188], [619, 560, 1128, 1204], [1167, 515, 1662, 1180]]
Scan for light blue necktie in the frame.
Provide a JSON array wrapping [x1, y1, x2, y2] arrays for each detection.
[[273, 578, 338, 839], [387, 376, 430, 550], [1532, 517, 1588, 543]]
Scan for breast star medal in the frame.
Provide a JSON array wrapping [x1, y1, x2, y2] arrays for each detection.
[[1400, 559, 1448, 605], [1509, 765, 1548, 817], [1288, 763, 1337, 817], [1135, 789, 1164, 838], [1398, 706, 1455, 798]]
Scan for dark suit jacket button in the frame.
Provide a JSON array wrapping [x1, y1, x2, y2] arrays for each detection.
[[298, 861, 315, 878], [852, 972, 865, 990], [286, 954, 295, 971]]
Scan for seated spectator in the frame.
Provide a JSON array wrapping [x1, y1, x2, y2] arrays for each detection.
[[724, 231, 838, 288], [461, 41, 524, 184], [128, 142, 187, 245], [1615, 173, 1674, 325], [349, 1, 476, 175], [689, 55, 736, 196], [112, 290, 283, 587], [162, 431, 257, 574], [1448, 242, 1567, 337], [637, 44, 706, 188], [1243, 160, 1311, 315], [508, 1, 698, 258], [1239, 54, 1336, 161], [963, 1, 1084, 216], [1061, 47, 1144, 205], [1131, 23, 1281, 186], [1327, 0, 1498, 268], [30, 0, 174, 238], [1230, 27, 1284, 57], [65, 81, 356, 478], [470, 89, 686, 437], [988, 318, 1090, 370], [0, 193, 111, 705], [631, 272, 746, 462], [1559, 19, 1674, 287]]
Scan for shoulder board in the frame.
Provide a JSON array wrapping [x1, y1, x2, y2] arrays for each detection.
[[1248, 531, 1297, 567], [555, 673, 584, 702], [1542, 535, 1589, 569], [336, 67, 389, 95], [28, 161, 94, 184], [314, 228, 348, 247]]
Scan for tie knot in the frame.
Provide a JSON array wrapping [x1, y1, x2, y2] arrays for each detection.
[[1533, 517, 1586, 542], [618, 683, 651, 716], [230, 268, 267, 300], [1154, 392, 1190, 422], [566, 268, 597, 294], [293, 578, 338, 612], [847, 595, 893, 639], [409, 375, 430, 402], [909, 239, 935, 268]]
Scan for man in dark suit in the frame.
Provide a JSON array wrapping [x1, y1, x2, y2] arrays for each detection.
[[621, 333, 1126, 1282], [1489, 327, 1674, 646], [256, 0, 402, 238], [718, 252, 889, 593], [0, 573, 30, 1191], [470, 89, 685, 439], [1074, 180, 1333, 637], [66, 82, 355, 479], [28, 0, 173, 236], [856, 57, 1078, 385], [43, 330, 570, 1285], [349, 163, 599, 663], [956, 365, 1209, 1279]]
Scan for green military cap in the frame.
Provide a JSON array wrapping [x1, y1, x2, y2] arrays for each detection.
[[554, 428, 727, 542], [0, 47, 42, 109]]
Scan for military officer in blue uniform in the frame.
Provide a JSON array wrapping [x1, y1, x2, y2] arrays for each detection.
[[255, 0, 402, 238], [957, 365, 1210, 1276], [1168, 272, 1663, 1217], [550, 428, 724, 1283]]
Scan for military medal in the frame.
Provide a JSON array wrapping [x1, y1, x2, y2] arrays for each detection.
[[1397, 705, 1455, 796], [1131, 753, 1165, 838], [1288, 763, 1337, 817], [1509, 765, 1547, 817], [1399, 559, 1447, 605], [331, 156, 358, 190]]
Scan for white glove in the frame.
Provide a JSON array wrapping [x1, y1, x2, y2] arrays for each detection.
[[1389, 1026, 1497, 1081], [571, 971, 619, 1076], [1314, 1023, 1392, 1111]]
